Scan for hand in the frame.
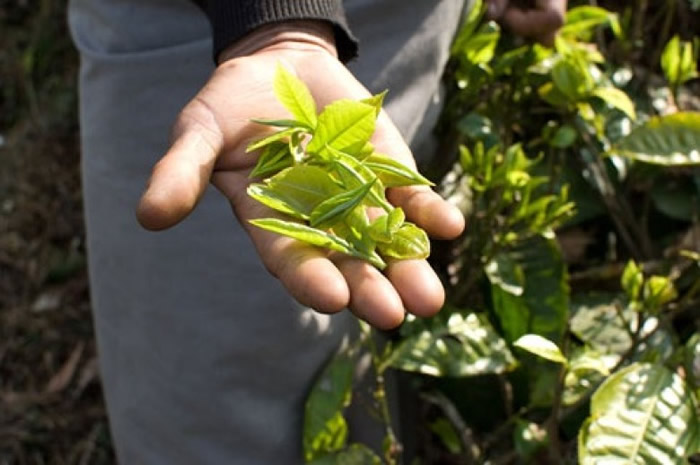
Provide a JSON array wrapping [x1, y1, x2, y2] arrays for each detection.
[[136, 21, 465, 330], [487, 0, 567, 46]]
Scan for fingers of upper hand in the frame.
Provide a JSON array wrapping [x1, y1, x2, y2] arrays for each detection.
[[500, 0, 566, 46]]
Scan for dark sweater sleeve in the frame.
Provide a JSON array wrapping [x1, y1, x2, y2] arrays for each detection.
[[192, 0, 358, 63]]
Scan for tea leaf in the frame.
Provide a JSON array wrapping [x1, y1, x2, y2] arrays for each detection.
[[309, 180, 376, 228], [249, 141, 293, 179], [246, 127, 303, 153], [513, 334, 568, 365], [592, 87, 636, 120], [365, 153, 434, 187], [368, 208, 405, 244], [249, 218, 355, 256], [361, 90, 387, 117], [307, 100, 376, 157], [252, 165, 343, 217], [378, 223, 430, 260], [274, 64, 318, 129]]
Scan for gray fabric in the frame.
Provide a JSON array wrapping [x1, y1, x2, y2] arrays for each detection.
[[67, 0, 465, 463]]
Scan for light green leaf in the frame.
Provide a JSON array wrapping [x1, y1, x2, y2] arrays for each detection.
[[307, 100, 376, 157], [246, 127, 303, 153], [642, 275, 677, 312], [249, 218, 355, 256], [568, 348, 611, 376], [621, 260, 644, 301], [368, 208, 405, 244], [661, 36, 699, 89], [513, 334, 568, 364], [364, 153, 434, 187], [307, 444, 382, 465], [561, 6, 620, 40], [377, 223, 429, 260], [385, 312, 517, 377], [592, 87, 637, 120], [450, 0, 484, 56], [249, 165, 342, 218], [612, 112, 700, 166], [274, 64, 317, 129], [579, 363, 700, 464], [328, 149, 392, 210], [462, 21, 501, 65], [360, 90, 387, 117], [309, 180, 375, 228], [303, 343, 357, 461], [250, 118, 308, 128], [552, 55, 593, 101], [662, 35, 682, 86], [249, 141, 293, 179]]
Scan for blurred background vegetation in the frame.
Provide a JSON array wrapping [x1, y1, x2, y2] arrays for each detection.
[[1, 1, 115, 463]]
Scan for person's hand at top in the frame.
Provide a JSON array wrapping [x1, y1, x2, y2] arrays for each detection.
[[487, 0, 568, 46], [136, 20, 465, 330]]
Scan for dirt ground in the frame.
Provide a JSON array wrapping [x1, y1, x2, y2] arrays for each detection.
[[0, 1, 115, 463]]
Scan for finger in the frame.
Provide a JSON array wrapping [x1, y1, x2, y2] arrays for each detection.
[[387, 186, 465, 240], [213, 170, 351, 313], [333, 256, 406, 330], [486, 0, 509, 20], [501, 0, 565, 45], [137, 99, 224, 230], [385, 259, 445, 317]]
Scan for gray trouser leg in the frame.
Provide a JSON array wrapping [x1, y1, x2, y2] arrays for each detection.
[[68, 0, 465, 463]]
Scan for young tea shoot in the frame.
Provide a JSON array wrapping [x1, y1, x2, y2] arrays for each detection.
[[246, 65, 433, 269]]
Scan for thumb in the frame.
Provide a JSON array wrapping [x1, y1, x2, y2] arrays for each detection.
[[136, 101, 224, 230]]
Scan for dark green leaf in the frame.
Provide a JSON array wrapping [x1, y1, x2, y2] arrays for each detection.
[[579, 363, 700, 464], [490, 235, 569, 344], [274, 63, 318, 129], [429, 418, 462, 454], [385, 312, 517, 377], [612, 112, 700, 166], [550, 124, 578, 148], [485, 252, 525, 296], [303, 343, 357, 461], [307, 444, 382, 465]]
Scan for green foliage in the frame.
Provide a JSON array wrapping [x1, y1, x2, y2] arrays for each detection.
[[248, 65, 431, 268], [661, 36, 699, 95], [384, 312, 516, 377], [613, 112, 700, 166], [300, 4, 700, 464], [579, 363, 700, 464]]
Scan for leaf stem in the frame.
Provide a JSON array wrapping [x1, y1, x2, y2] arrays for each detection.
[[358, 321, 401, 465]]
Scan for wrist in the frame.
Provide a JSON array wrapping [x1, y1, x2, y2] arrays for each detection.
[[217, 20, 338, 65]]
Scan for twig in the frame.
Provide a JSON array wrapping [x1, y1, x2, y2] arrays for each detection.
[[421, 391, 481, 464]]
